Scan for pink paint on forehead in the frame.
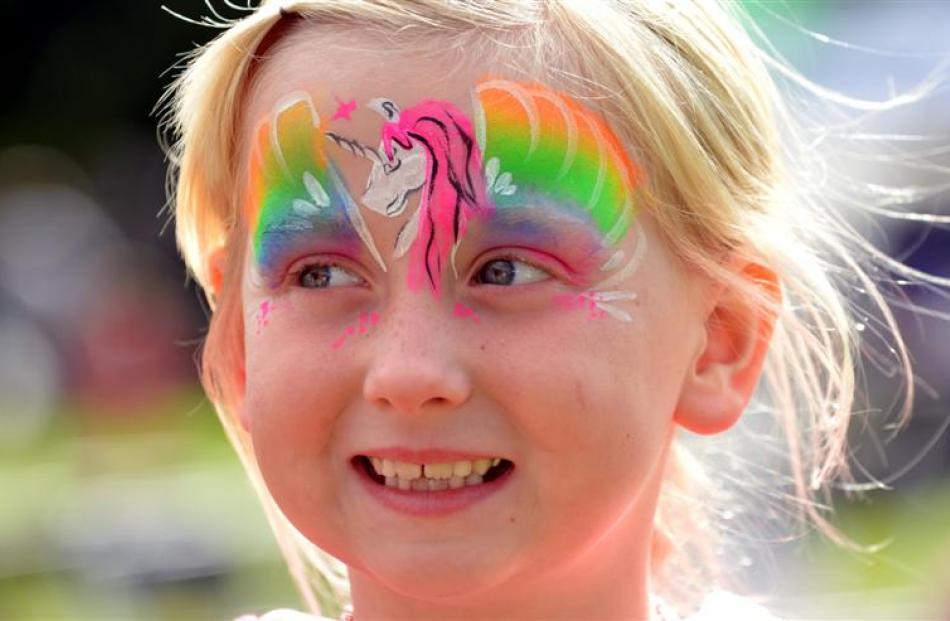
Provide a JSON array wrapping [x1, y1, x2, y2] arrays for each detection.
[[380, 101, 492, 295], [331, 97, 357, 122]]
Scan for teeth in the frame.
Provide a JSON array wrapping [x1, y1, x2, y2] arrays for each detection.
[[473, 459, 491, 476], [394, 461, 422, 479], [368, 456, 507, 491], [423, 463, 454, 479]]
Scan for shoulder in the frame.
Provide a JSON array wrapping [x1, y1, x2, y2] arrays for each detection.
[[233, 610, 333, 621]]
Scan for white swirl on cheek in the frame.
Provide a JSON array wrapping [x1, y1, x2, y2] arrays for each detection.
[[573, 221, 649, 323]]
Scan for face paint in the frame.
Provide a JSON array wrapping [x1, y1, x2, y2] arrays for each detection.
[[331, 97, 357, 122], [473, 79, 647, 321], [255, 299, 275, 334], [247, 93, 385, 286], [473, 78, 640, 252], [359, 98, 493, 294], [252, 81, 644, 320], [466, 202, 613, 280], [330, 311, 381, 350], [554, 291, 638, 322], [453, 303, 481, 324]]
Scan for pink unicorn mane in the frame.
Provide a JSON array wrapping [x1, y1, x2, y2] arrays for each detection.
[[381, 100, 491, 293]]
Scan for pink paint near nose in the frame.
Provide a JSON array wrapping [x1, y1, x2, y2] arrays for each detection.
[[453, 303, 481, 324], [331, 311, 382, 350]]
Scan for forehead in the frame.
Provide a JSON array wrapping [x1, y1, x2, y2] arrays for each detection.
[[241, 25, 525, 146]]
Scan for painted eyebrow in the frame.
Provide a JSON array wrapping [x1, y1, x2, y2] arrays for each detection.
[[471, 202, 606, 241]]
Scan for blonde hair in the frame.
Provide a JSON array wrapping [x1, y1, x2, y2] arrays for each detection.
[[160, 0, 940, 616]]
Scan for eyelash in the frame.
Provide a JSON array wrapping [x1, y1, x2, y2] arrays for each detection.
[[289, 258, 367, 289], [285, 252, 559, 290], [469, 252, 556, 287]]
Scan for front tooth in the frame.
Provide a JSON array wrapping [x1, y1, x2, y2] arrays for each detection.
[[424, 462, 454, 479], [381, 459, 396, 477], [472, 459, 491, 476], [394, 461, 422, 479], [452, 460, 473, 477]]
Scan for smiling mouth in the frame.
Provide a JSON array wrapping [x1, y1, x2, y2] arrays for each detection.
[[353, 455, 515, 491]]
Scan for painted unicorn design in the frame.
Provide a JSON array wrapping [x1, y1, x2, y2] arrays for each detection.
[[351, 97, 491, 293]]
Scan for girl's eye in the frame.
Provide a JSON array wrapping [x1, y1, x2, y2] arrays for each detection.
[[296, 263, 364, 289], [472, 257, 551, 286]]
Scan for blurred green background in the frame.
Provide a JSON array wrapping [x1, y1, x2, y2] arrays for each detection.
[[1, 1, 948, 619]]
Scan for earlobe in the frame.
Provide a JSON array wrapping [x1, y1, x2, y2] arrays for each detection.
[[673, 262, 780, 435], [207, 245, 228, 298]]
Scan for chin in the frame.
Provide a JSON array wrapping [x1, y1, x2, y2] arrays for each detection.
[[370, 549, 511, 602]]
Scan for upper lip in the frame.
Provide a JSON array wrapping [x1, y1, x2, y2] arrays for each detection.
[[356, 447, 508, 463]]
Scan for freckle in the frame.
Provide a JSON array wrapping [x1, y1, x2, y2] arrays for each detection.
[[479, 343, 486, 351], [509, 516, 515, 524]]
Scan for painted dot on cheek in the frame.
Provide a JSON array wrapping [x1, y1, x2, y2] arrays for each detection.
[[453, 302, 481, 324], [553, 292, 636, 322], [256, 299, 276, 334]]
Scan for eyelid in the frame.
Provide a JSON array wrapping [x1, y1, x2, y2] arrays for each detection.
[[468, 247, 566, 285], [286, 254, 369, 288]]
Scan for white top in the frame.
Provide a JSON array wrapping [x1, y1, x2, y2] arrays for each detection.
[[235, 590, 781, 621]]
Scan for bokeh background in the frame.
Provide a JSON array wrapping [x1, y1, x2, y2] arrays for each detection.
[[1, 1, 948, 619]]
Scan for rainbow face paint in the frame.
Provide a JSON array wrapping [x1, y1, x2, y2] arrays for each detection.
[[474, 80, 637, 247], [247, 93, 383, 285], [246, 80, 644, 321]]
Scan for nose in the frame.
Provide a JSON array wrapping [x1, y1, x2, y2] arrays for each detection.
[[362, 298, 472, 415]]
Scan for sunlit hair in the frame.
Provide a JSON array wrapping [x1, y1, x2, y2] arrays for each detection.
[[159, 0, 945, 616]]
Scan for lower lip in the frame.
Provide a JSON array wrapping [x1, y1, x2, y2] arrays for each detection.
[[353, 460, 515, 518]]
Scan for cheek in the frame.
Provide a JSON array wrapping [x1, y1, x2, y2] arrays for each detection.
[[242, 302, 357, 506], [479, 302, 678, 486]]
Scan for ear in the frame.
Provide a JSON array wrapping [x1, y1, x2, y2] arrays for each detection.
[[205, 245, 251, 434], [674, 262, 780, 435], [207, 245, 228, 298]]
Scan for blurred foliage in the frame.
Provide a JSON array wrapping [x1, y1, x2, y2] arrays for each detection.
[[0, 388, 300, 620]]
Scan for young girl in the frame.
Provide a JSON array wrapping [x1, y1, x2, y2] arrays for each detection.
[[160, 1, 939, 619]]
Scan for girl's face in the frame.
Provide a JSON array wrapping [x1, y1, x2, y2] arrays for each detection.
[[237, 29, 707, 610]]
